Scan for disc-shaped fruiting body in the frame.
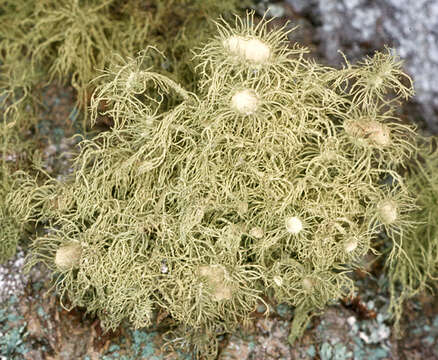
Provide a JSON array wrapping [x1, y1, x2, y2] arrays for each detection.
[[249, 226, 264, 239], [231, 89, 259, 115], [198, 264, 233, 301], [378, 200, 398, 225], [55, 243, 82, 271], [344, 119, 391, 147], [223, 36, 271, 64], [194, 11, 306, 93], [344, 238, 359, 253], [302, 277, 314, 292], [285, 216, 303, 234]]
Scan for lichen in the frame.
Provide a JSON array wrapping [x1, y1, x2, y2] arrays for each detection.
[[386, 138, 438, 332], [7, 10, 426, 358]]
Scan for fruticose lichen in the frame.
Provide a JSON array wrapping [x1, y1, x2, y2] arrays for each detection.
[[0, 0, 246, 130], [0, 109, 30, 264], [7, 11, 428, 358], [386, 138, 438, 332], [0, 0, 246, 264]]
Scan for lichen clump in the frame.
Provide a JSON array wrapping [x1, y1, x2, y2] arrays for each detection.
[[0, 0, 245, 131], [0, 121, 29, 264], [10, 12, 421, 358], [387, 139, 438, 331], [0, 0, 247, 264]]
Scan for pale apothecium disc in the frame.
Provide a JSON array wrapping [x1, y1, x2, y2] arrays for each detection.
[[285, 216, 303, 234], [231, 89, 259, 115], [55, 243, 82, 271], [223, 35, 271, 64], [344, 239, 358, 253], [378, 200, 398, 225]]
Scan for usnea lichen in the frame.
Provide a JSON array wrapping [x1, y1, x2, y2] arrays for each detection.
[[8, 11, 426, 358], [0, 0, 246, 263], [0, 124, 25, 264], [0, 62, 37, 263], [386, 139, 438, 332], [0, 0, 246, 129]]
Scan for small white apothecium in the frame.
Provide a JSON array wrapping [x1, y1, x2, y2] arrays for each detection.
[[285, 216, 303, 234], [249, 226, 264, 239], [378, 200, 398, 225], [55, 243, 82, 271], [231, 89, 259, 115], [223, 35, 271, 64], [344, 238, 358, 253], [345, 120, 391, 147], [302, 277, 313, 292], [366, 121, 391, 147], [273, 275, 283, 287], [199, 264, 232, 301], [243, 38, 271, 63]]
